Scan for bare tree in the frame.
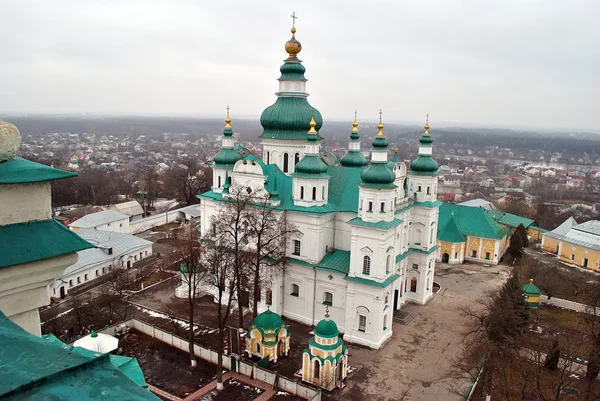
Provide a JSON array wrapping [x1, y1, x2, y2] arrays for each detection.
[[108, 267, 133, 320], [164, 160, 212, 205], [172, 224, 205, 366], [213, 184, 255, 329], [246, 198, 298, 318], [199, 234, 237, 391]]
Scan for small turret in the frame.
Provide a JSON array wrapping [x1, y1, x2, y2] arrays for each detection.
[[340, 113, 368, 167]]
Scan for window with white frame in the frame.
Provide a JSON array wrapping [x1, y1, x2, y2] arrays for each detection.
[[383, 314, 388, 330], [293, 240, 301, 256], [386, 255, 391, 274], [323, 292, 333, 306], [290, 283, 299, 297], [358, 315, 367, 332], [362, 256, 371, 275]]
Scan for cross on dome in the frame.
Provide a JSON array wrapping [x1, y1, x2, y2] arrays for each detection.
[[291, 11, 297, 28]]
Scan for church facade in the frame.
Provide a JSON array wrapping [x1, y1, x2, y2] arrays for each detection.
[[199, 25, 440, 349]]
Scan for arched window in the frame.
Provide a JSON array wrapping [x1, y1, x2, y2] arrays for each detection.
[[283, 153, 289, 173], [218, 176, 221, 187], [362, 256, 371, 275], [312, 187, 317, 200], [385, 293, 389, 304], [290, 283, 299, 296], [410, 278, 417, 292], [386, 255, 391, 274], [295, 153, 300, 165], [266, 151, 270, 164], [323, 292, 333, 306], [228, 175, 232, 185], [266, 288, 272, 305], [300, 186, 304, 199], [322, 186, 325, 200], [256, 343, 261, 353], [314, 360, 320, 379]]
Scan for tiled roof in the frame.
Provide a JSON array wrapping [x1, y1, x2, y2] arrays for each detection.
[[0, 157, 76, 184], [69, 210, 129, 228], [0, 219, 94, 269], [439, 203, 511, 240]]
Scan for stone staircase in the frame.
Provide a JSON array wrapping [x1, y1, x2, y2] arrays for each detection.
[[393, 309, 416, 325]]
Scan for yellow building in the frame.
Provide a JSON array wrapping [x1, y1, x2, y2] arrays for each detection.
[[541, 217, 600, 272], [437, 204, 511, 265]]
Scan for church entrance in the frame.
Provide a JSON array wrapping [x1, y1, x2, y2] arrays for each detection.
[[410, 278, 417, 292], [230, 356, 237, 372], [442, 253, 450, 263], [394, 290, 399, 310], [59, 287, 65, 299]]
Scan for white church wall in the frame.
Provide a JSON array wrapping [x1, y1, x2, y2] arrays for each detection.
[[333, 212, 354, 251], [313, 269, 347, 332], [349, 227, 395, 280], [0, 182, 51, 226], [343, 283, 390, 349]]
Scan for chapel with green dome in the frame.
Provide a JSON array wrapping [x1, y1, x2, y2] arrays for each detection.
[[302, 307, 349, 391], [199, 19, 440, 350], [245, 308, 290, 362]]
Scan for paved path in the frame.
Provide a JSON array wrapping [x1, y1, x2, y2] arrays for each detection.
[[342, 263, 510, 401]]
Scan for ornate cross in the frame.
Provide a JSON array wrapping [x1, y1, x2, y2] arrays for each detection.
[[379, 109, 383, 122], [291, 12, 297, 27], [226, 105, 230, 117]]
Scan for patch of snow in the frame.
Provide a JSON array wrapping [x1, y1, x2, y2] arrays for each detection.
[[569, 374, 580, 379], [277, 391, 290, 395]]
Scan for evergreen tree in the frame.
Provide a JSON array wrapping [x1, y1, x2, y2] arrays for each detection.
[[508, 229, 525, 260], [515, 223, 529, 248], [544, 339, 560, 370]]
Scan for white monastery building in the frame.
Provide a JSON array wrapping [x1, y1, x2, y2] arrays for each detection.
[[199, 25, 440, 349], [69, 210, 130, 233], [50, 228, 153, 298]]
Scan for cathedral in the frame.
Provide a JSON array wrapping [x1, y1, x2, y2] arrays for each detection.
[[199, 24, 440, 349]]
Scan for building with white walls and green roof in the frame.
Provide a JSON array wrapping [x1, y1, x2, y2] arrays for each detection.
[[197, 22, 440, 349]]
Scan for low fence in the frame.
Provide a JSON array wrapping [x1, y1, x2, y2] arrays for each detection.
[[540, 295, 600, 316], [99, 318, 320, 400]]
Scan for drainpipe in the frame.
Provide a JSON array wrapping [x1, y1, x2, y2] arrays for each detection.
[[312, 266, 317, 325]]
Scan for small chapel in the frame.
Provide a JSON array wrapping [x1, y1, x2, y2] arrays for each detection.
[[302, 307, 349, 391], [245, 308, 291, 362]]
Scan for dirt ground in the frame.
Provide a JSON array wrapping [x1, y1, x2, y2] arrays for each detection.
[[119, 330, 218, 398], [197, 379, 263, 401], [339, 262, 510, 401]]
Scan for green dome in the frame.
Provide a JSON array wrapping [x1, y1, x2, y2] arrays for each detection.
[[409, 155, 438, 174], [372, 136, 389, 149], [250, 310, 287, 333], [420, 134, 433, 144], [295, 155, 328, 175], [340, 151, 368, 167], [360, 163, 396, 188], [314, 317, 339, 338], [259, 97, 323, 141], [279, 61, 307, 81], [213, 148, 242, 166], [522, 279, 541, 296]]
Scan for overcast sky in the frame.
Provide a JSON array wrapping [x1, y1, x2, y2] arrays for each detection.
[[0, 0, 598, 131]]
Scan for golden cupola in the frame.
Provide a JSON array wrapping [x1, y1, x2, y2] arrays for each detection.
[[285, 27, 302, 60]]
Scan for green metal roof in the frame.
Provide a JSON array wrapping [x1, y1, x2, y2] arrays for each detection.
[[316, 249, 351, 274], [0, 219, 95, 269], [0, 157, 76, 184], [360, 162, 396, 187], [279, 60, 307, 81], [0, 311, 157, 400], [293, 154, 329, 175], [259, 97, 323, 141], [485, 210, 535, 229], [249, 309, 289, 346], [345, 273, 400, 288], [109, 355, 148, 389], [347, 217, 403, 230], [438, 214, 467, 243], [213, 147, 242, 166], [439, 203, 511, 240], [314, 316, 339, 338], [409, 154, 438, 174], [409, 245, 440, 255], [522, 280, 541, 296], [340, 151, 368, 167]]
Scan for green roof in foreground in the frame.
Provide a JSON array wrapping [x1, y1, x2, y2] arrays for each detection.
[[0, 157, 77, 184], [0, 311, 157, 400], [522, 279, 541, 296], [0, 219, 95, 268]]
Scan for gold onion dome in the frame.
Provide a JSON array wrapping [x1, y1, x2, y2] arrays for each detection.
[[285, 27, 302, 59], [372, 111, 389, 148]]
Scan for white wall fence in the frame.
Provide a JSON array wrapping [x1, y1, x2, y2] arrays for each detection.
[[99, 318, 321, 400], [129, 210, 182, 234], [540, 295, 600, 316]]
